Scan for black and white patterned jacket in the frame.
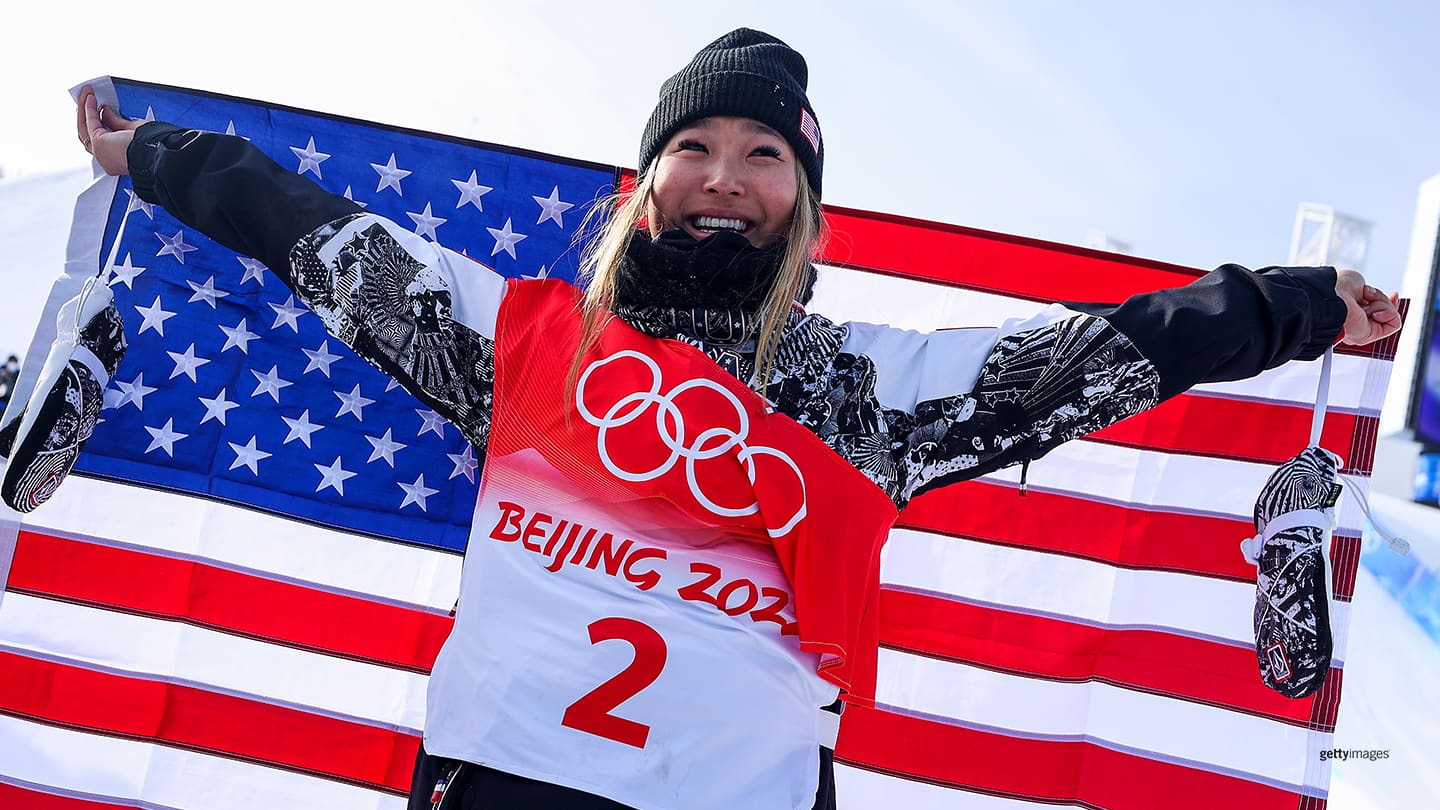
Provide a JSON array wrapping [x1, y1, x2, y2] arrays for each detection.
[[129, 122, 1348, 511]]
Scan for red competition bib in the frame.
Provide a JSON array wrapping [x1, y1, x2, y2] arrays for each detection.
[[424, 280, 897, 810]]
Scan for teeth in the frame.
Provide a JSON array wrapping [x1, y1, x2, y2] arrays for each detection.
[[693, 216, 749, 232]]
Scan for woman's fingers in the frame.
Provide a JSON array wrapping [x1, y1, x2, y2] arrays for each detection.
[[100, 102, 140, 132], [77, 86, 140, 156], [75, 86, 139, 174], [1334, 269, 1405, 346], [75, 87, 91, 147], [83, 92, 104, 147]]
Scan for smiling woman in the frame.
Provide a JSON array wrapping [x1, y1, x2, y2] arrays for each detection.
[[64, 24, 1402, 810]]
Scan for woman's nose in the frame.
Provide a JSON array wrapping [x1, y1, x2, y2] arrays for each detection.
[[704, 160, 745, 196]]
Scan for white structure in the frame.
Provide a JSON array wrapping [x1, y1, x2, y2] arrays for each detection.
[[1381, 175, 1440, 437], [1368, 175, 1440, 503], [1288, 202, 1373, 273]]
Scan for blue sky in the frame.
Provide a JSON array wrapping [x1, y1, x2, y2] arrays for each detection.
[[4, 0, 1438, 293]]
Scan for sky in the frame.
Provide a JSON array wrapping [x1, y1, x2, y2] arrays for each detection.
[[4, 0, 1439, 299]]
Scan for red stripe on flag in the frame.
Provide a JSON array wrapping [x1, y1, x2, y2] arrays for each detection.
[[5, 531, 450, 673], [1330, 535, 1362, 605], [899, 480, 1258, 581], [1088, 393, 1376, 476], [835, 703, 1309, 810], [0, 781, 138, 810], [0, 650, 417, 795], [880, 587, 1338, 730], [900, 481, 1362, 600], [819, 205, 1204, 304]]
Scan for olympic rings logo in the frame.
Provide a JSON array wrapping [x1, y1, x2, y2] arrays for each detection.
[[575, 351, 807, 538]]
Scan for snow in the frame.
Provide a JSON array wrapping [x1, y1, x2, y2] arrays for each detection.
[[1332, 563, 1440, 805], [1329, 494, 1440, 807], [0, 165, 92, 362]]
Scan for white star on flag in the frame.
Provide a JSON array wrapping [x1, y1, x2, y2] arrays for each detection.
[[109, 254, 145, 289], [334, 384, 376, 421], [108, 373, 156, 411], [250, 365, 293, 403], [416, 408, 447, 438], [342, 185, 369, 208], [269, 295, 307, 332], [448, 445, 478, 483], [227, 436, 272, 474], [451, 170, 493, 211], [406, 202, 447, 240], [302, 340, 342, 377], [371, 153, 412, 195], [290, 136, 332, 178], [166, 344, 211, 382], [533, 186, 573, 227], [135, 296, 177, 336], [219, 318, 259, 354], [124, 189, 154, 219], [143, 418, 188, 456], [155, 229, 198, 264], [365, 428, 407, 467], [313, 457, 358, 495], [282, 410, 324, 447], [487, 218, 527, 260], [198, 388, 240, 426], [186, 276, 230, 308], [237, 256, 267, 286], [398, 474, 439, 512]]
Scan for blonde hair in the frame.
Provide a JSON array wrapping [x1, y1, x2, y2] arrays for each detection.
[[570, 160, 825, 394]]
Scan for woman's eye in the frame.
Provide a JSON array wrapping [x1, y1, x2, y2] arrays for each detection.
[[752, 145, 783, 159], [676, 139, 707, 153]]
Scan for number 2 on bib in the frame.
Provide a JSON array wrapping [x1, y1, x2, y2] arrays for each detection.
[[561, 617, 668, 748]]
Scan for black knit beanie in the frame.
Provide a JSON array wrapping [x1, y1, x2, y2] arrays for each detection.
[[639, 28, 823, 196]]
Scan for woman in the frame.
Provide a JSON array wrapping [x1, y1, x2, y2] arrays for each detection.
[[78, 28, 1399, 810]]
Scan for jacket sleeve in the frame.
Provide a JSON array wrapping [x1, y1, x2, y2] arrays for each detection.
[[824, 264, 1346, 507], [128, 122, 361, 277], [126, 121, 505, 449], [1064, 264, 1346, 401]]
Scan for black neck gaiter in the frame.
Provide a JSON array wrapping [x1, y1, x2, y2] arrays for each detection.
[[614, 229, 791, 312]]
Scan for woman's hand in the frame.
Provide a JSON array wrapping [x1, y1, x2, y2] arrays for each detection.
[[1334, 268, 1402, 346], [76, 85, 141, 176]]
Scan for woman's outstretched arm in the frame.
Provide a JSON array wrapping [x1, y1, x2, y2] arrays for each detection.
[[78, 86, 505, 451], [795, 263, 1396, 509]]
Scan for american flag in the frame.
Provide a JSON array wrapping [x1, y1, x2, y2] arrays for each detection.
[[0, 77, 1397, 809]]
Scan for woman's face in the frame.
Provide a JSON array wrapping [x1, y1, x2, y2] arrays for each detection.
[[647, 116, 798, 248]]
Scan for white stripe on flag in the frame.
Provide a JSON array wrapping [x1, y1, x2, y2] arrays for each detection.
[[882, 527, 1353, 658], [834, 763, 1054, 809], [977, 439, 1369, 535], [0, 713, 405, 810], [874, 648, 1331, 793], [22, 475, 461, 611], [0, 592, 427, 730]]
